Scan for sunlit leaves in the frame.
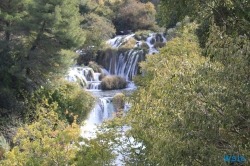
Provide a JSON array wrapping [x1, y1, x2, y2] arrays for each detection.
[[2, 110, 80, 166], [122, 20, 250, 165]]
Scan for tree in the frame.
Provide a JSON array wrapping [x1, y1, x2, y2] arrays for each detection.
[[157, 0, 250, 48], [118, 20, 250, 165], [25, 79, 95, 125], [1, 109, 80, 165], [0, 0, 85, 94], [0, 0, 86, 146], [77, 13, 115, 65], [115, 1, 156, 32]]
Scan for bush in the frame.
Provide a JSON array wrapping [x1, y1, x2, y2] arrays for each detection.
[[154, 41, 166, 48], [134, 30, 152, 41], [101, 76, 126, 90], [112, 93, 125, 111], [25, 79, 95, 125], [99, 73, 106, 80], [115, 1, 156, 32], [118, 38, 137, 53], [0, 135, 9, 160], [88, 61, 102, 73], [141, 42, 150, 53]]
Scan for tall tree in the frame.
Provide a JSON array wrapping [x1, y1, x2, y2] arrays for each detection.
[[0, 0, 85, 109], [157, 0, 250, 47], [118, 19, 250, 165]]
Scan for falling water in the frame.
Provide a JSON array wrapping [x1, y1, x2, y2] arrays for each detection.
[[65, 32, 166, 165]]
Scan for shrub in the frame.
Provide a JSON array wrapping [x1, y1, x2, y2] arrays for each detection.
[[0, 135, 9, 160], [134, 30, 152, 41], [115, 1, 156, 32], [88, 61, 102, 73], [1, 110, 80, 165], [154, 41, 166, 48], [101, 76, 126, 90], [99, 73, 106, 80], [112, 93, 125, 111], [25, 79, 95, 125], [141, 42, 150, 53], [118, 38, 137, 53]]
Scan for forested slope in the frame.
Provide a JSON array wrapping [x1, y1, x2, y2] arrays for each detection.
[[0, 0, 249, 165]]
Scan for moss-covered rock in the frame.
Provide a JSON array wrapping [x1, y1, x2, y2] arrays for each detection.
[[101, 76, 126, 90]]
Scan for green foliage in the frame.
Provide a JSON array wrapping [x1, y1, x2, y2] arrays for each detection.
[[0, 135, 9, 160], [78, 12, 115, 65], [158, 0, 250, 48], [74, 130, 118, 166], [115, 1, 156, 32], [112, 93, 125, 111], [120, 20, 250, 165], [153, 41, 165, 48], [134, 30, 152, 41], [0, 0, 86, 119], [25, 79, 95, 125], [1, 106, 117, 165], [118, 38, 137, 53], [1, 110, 80, 165]]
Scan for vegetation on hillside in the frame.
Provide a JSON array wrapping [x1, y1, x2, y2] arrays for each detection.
[[0, 0, 249, 165]]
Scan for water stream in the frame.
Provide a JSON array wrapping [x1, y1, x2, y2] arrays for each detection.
[[65, 32, 166, 164]]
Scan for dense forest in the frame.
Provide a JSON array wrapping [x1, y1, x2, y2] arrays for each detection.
[[0, 0, 249, 165]]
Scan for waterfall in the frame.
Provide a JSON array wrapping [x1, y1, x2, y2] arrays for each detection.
[[107, 49, 143, 81], [81, 97, 116, 138], [65, 66, 103, 91], [97, 32, 166, 81]]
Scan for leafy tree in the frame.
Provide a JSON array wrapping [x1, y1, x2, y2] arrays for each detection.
[[1, 104, 117, 165], [115, 1, 156, 32], [0, 0, 85, 96], [157, 0, 250, 47], [22, 0, 85, 86], [25, 79, 95, 125], [119, 20, 250, 165], [1, 109, 80, 165], [77, 13, 115, 65]]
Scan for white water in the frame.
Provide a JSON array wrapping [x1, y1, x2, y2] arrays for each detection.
[[107, 34, 135, 48], [81, 97, 116, 138], [108, 49, 143, 81], [66, 32, 166, 165], [105, 33, 166, 81]]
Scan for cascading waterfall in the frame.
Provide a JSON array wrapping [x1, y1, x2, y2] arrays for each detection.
[[108, 49, 143, 81], [97, 32, 166, 81], [65, 66, 103, 91], [65, 32, 166, 165], [81, 97, 116, 138]]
